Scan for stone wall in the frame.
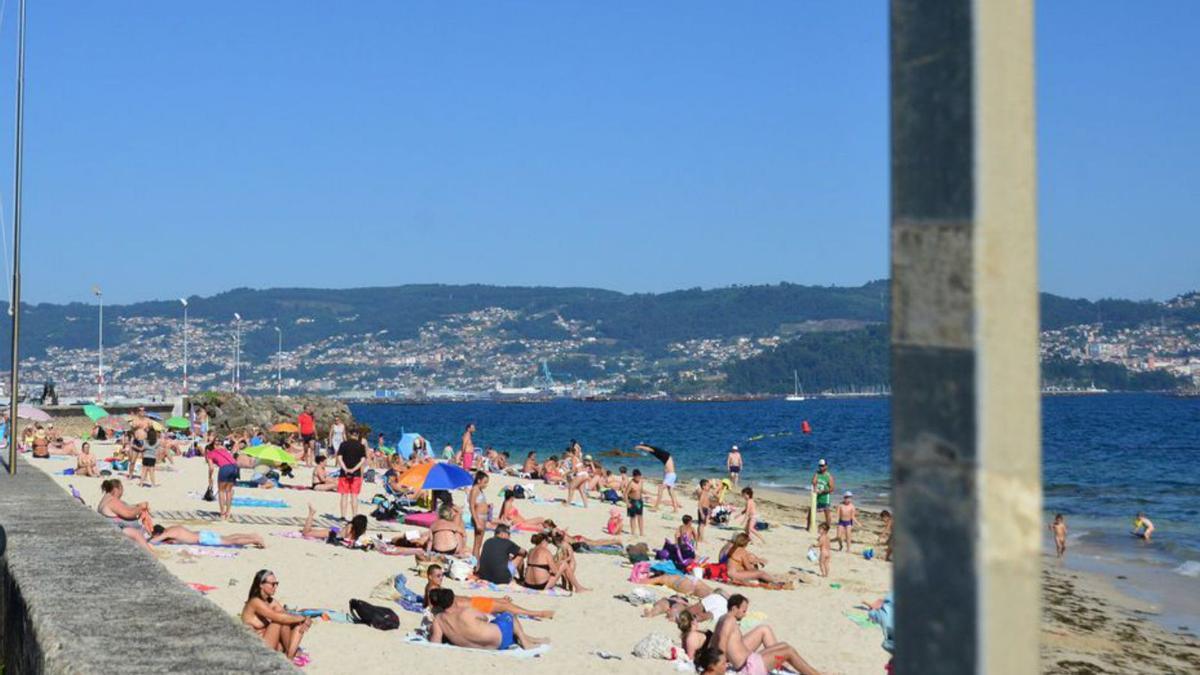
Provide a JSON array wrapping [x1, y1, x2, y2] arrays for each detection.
[[188, 393, 356, 437], [0, 458, 294, 674]]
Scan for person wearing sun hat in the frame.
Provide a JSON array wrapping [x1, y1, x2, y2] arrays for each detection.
[[810, 459, 835, 530]]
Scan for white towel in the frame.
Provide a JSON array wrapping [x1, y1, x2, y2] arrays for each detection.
[[402, 634, 550, 658]]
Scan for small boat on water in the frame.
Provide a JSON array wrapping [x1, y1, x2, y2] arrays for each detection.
[[786, 370, 807, 401]]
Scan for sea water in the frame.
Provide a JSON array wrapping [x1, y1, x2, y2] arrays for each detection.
[[352, 393, 1200, 626]]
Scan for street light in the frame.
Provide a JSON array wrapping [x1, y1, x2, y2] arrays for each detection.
[[92, 286, 103, 402], [180, 298, 188, 396], [274, 326, 282, 396], [233, 313, 241, 393]]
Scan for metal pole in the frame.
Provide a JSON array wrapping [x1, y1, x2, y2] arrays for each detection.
[[181, 299, 188, 395], [98, 292, 103, 401], [275, 326, 281, 396], [232, 313, 241, 393], [6, 0, 26, 475]]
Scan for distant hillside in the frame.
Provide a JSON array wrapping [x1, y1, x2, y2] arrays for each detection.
[[0, 281, 1192, 370]]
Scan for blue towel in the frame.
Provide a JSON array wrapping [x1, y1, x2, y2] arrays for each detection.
[[231, 497, 288, 508]]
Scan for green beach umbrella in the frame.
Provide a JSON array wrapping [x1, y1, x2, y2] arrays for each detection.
[[380, 445, 396, 455], [242, 444, 294, 465], [165, 416, 191, 430], [83, 404, 108, 421]]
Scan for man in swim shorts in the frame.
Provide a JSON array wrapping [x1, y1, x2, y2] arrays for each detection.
[[811, 459, 835, 530], [148, 524, 265, 548], [713, 595, 819, 675], [422, 564, 555, 619], [428, 588, 548, 650]]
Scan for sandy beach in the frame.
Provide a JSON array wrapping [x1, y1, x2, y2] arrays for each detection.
[[27, 419, 892, 674], [24, 415, 1200, 674]]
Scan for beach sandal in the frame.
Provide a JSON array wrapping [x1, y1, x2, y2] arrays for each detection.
[[292, 651, 311, 667]]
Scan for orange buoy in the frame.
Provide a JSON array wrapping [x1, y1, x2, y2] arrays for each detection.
[[801, 420, 812, 434]]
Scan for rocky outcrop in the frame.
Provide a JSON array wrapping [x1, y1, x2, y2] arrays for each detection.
[[188, 393, 357, 437]]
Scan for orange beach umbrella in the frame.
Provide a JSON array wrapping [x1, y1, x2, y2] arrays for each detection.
[[271, 422, 299, 433]]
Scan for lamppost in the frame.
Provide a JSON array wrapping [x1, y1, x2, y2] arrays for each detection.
[[274, 326, 282, 396], [92, 286, 103, 402], [180, 298, 188, 395], [233, 313, 241, 393]]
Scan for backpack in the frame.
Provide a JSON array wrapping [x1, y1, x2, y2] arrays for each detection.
[[349, 599, 400, 631]]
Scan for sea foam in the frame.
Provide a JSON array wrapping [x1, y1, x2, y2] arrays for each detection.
[[1173, 560, 1200, 578]]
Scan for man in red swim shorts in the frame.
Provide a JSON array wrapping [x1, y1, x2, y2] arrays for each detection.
[[336, 429, 367, 521]]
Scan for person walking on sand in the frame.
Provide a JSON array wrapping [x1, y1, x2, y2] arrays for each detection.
[[327, 416, 346, 454], [727, 445, 743, 487], [634, 443, 680, 513], [835, 491, 859, 552], [461, 423, 477, 471], [1050, 514, 1068, 559], [817, 523, 832, 577], [468, 471, 491, 559], [336, 429, 367, 521], [810, 459, 835, 531], [740, 487, 766, 543]]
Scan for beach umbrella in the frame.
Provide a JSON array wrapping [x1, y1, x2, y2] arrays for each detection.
[[396, 461, 472, 491], [144, 412, 163, 420], [270, 422, 299, 433], [83, 404, 108, 421], [12, 404, 51, 422], [396, 432, 428, 460], [150, 421, 164, 432], [379, 445, 396, 455], [242, 444, 294, 465], [165, 416, 190, 430], [97, 415, 127, 431]]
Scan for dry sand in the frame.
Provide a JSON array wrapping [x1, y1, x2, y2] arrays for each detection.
[[27, 416, 1197, 673]]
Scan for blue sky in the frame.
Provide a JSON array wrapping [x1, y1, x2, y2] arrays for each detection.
[[0, 2, 1192, 304]]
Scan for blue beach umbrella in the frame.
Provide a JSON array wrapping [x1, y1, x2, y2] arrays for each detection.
[[396, 432, 428, 460]]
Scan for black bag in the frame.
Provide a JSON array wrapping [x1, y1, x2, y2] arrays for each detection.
[[202, 486, 216, 502], [511, 485, 526, 499], [349, 599, 399, 630]]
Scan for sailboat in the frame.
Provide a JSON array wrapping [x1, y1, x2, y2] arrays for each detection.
[[786, 370, 807, 401]]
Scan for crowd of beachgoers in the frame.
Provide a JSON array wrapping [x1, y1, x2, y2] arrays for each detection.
[[10, 405, 899, 673]]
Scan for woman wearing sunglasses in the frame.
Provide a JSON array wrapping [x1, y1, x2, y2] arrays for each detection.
[[241, 569, 312, 665]]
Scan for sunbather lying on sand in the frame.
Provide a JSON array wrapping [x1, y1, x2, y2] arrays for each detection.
[[301, 504, 371, 549], [423, 564, 554, 619], [428, 588, 549, 650], [149, 524, 265, 548], [641, 572, 721, 598], [642, 588, 731, 622]]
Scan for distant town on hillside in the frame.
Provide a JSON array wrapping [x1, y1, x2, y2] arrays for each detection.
[[2, 282, 1196, 401]]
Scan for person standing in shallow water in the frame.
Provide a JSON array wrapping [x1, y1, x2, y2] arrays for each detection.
[[726, 445, 743, 487]]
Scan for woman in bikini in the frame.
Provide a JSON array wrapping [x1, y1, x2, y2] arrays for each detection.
[[96, 478, 153, 552], [521, 533, 559, 590], [642, 571, 720, 598], [521, 452, 539, 478], [725, 533, 795, 588], [423, 563, 555, 619], [76, 442, 100, 477], [678, 610, 714, 661], [241, 569, 312, 664], [310, 461, 338, 491], [425, 504, 466, 557], [540, 456, 563, 484], [565, 458, 591, 507], [498, 491, 546, 531], [300, 504, 372, 549], [541, 519, 623, 549]]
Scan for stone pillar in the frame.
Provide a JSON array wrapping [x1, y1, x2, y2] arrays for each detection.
[[890, 1, 1040, 673]]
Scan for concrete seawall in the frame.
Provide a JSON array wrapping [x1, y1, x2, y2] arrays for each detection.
[[0, 458, 294, 674]]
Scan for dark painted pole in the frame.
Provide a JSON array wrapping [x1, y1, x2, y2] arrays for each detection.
[[890, 0, 1040, 672]]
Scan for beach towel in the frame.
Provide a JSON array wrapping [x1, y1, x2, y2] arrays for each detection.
[[175, 546, 239, 559], [231, 497, 289, 508], [402, 634, 550, 658], [187, 582, 218, 594], [844, 611, 876, 629], [466, 581, 572, 598]]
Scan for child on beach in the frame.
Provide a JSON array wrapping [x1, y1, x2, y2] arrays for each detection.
[[739, 487, 765, 543], [878, 509, 893, 562], [696, 479, 714, 542], [624, 469, 645, 537], [676, 514, 698, 551], [1133, 512, 1155, 541], [818, 523, 832, 577], [836, 492, 859, 552], [1050, 514, 1068, 559]]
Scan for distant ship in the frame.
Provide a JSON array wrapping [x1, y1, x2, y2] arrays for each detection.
[[786, 370, 808, 401]]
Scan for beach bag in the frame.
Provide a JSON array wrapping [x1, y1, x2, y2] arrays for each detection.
[[202, 486, 216, 502], [601, 488, 620, 503], [448, 559, 472, 581], [349, 599, 400, 631], [632, 632, 674, 659], [626, 542, 651, 564], [628, 561, 652, 583]]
